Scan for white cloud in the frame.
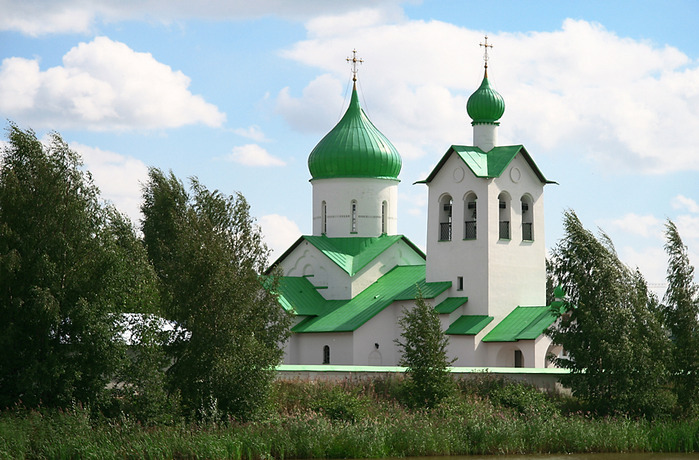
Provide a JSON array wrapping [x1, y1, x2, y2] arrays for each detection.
[[233, 125, 269, 142], [0, 36, 225, 130], [672, 194, 699, 214], [0, 0, 402, 36], [276, 73, 345, 133], [224, 144, 286, 167], [278, 16, 699, 174], [71, 142, 148, 224], [259, 214, 302, 261], [619, 245, 668, 287], [606, 213, 662, 239]]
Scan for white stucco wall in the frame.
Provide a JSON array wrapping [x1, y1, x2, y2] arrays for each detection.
[[311, 177, 399, 237]]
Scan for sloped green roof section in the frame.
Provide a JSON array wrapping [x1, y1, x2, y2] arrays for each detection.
[[482, 306, 557, 342], [292, 265, 446, 333], [446, 315, 493, 335], [434, 297, 468, 314], [416, 145, 555, 185], [277, 277, 345, 316], [308, 84, 402, 180], [302, 234, 420, 276]]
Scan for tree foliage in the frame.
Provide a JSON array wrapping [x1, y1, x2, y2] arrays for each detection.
[[395, 291, 455, 408], [141, 168, 291, 421], [0, 124, 158, 409], [547, 210, 673, 417], [662, 220, 699, 416]]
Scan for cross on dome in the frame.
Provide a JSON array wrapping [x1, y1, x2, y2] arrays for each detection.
[[346, 49, 363, 82], [480, 35, 493, 74]]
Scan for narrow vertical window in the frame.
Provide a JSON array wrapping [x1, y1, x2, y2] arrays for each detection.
[[381, 201, 387, 234], [439, 196, 453, 241], [323, 345, 330, 364], [457, 276, 464, 291], [321, 201, 327, 235], [350, 200, 357, 233], [521, 196, 533, 241], [514, 350, 523, 368], [464, 193, 477, 240], [498, 193, 511, 240]]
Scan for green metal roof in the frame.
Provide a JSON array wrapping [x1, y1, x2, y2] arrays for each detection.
[[291, 265, 450, 333], [308, 83, 402, 180], [445, 315, 493, 335], [434, 297, 469, 314], [303, 234, 421, 276], [276, 277, 344, 316], [466, 71, 505, 125], [267, 234, 425, 277], [482, 306, 557, 342], [416, 144, 555, 185]]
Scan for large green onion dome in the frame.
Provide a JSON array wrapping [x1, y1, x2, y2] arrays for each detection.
[[308, 84, 402, 180], [466, 71, 505, 125]]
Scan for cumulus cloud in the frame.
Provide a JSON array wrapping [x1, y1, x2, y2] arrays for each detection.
[[278, 16, 699, 173], [259, 214, 302, 260], [672, 194, 699, 214], [0, 36, 225, 130], [0, 0, 403, 36], [224, 144, 286, 167], [606, 213, 663, 239], [233, 125, 270, 142], [71, 142, 148, 223]]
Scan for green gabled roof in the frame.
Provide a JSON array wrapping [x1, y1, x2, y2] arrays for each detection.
[[482, 306, 557, 342], [292, 265, 446, 333], [308, 83, 402, 180], [277, 277, 345, 316], [303, 234, 413, 276], [268, 234, 425, 277], [446, 315, 493, 335], [415, 145, 555, 185], [434, 297, 469, 314]]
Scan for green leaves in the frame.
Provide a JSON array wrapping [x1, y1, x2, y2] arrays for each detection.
[[395, 291, 455, 408], [141, 168, 291, 421]]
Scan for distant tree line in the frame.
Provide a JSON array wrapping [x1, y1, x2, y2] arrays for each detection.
[[0, 124, 291, 422]]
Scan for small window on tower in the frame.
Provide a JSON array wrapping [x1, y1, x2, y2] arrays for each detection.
[[350, 200, 358, 233], [457, 276, 464, 291]]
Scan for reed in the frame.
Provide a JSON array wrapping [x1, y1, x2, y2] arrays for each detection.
[[1, 378, 697, 459]]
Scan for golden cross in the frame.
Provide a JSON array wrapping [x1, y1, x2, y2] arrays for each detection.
[[480, 35, 493, 70], [347, 49, 363, 82]]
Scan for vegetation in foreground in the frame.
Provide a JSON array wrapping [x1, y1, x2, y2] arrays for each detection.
[[1, 377, 698, 459]]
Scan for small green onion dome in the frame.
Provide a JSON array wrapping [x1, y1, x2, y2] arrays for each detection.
[[308, 84, 402, 180], [466, 71, 505, 125]]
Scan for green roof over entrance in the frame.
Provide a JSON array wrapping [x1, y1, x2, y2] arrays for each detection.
[[446, 315, 493, 335], [434, 297, 468, 314], [482, 306, 557, 342], [308, 83, 402, 180]]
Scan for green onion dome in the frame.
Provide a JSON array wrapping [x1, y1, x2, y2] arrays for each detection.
[[308, 84, 402, 180], [466, 71, 505, 125]]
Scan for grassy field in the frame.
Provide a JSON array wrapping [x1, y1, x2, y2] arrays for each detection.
[[1, 377, 697, 459]]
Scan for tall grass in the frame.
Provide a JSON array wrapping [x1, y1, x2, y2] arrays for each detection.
[[1, 378, 698, 459]]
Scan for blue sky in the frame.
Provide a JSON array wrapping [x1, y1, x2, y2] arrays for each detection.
[[1, 0, 698, 290]]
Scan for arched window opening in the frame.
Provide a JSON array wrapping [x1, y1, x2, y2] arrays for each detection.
[[381, 201, 387, 234], [439, 195, 453, 241], [350, 200, 358, 233], [323, 345, 330, 364], [498, 192, 511, 240], [514, 349, 524, 368], [463, 193, 477, 240], [521, 196, 533, 241], [321, 201, 327, 235]]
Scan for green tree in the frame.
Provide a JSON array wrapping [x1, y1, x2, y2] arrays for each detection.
[[547, 210, 673, 417], [662, 220, 699, 416], [0, 124, 158, 409], [395, 291, 455, 408], [141, 168, 291, 421]]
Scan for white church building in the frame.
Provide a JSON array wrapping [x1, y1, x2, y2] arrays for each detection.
[[269, 46, 560, 369]]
